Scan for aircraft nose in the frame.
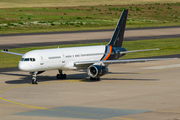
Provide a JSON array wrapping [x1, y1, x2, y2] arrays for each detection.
[[18, 62, 28, 71], [18, 62, 24, 71]]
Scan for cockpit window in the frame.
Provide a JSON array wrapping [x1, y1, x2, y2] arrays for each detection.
[[30, 58, 35, 62], [24, 58, 29, 61], [20, 58, 36, 62], [20, 58, 24, 61]]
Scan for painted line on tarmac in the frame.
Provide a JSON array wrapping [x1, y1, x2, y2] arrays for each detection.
[[138, 67, 180, 74], [0, 82, 133, 120], [0, 84, 48, 110], [107, 66, 180, 78], [142, 64, 180, 70]]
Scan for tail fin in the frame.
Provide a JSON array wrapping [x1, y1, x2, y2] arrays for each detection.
[[108, 9, 128, 47]]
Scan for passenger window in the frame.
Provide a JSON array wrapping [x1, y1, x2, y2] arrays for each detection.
[[33, 58, 35, 61], [75, 55, 80, 57]]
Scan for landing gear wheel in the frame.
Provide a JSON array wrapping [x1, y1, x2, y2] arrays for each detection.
[[56, 73, 67, 79], [32, 78, 38, 84], [35, 80, 38, 84], [56, 70, 67, 79], [62, 74, 67, 79], [56, 74, 61, 79], [90, 77, 100, 81], [31, 71, 38, 84], [32, 80, 34, 84]]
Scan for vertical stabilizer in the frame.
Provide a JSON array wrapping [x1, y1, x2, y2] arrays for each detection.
[[108, 9, 128, 47]]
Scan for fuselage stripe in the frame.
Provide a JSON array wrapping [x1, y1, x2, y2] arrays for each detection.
[[103, 45, 112, 61]]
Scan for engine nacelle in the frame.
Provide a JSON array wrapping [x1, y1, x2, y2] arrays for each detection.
[[87, 65, 108, 78]]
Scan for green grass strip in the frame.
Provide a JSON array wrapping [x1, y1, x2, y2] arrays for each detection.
[[1, 3, 180, 34]]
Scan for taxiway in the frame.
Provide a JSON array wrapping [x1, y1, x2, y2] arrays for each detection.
[[1, 26, 180, 49], [0, 26, 180, 120], [0, 59, 180, 120]]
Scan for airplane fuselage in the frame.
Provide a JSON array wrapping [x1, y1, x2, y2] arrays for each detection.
[[18, 45, 127, 72]]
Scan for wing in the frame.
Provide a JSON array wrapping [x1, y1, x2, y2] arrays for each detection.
[[1, 49, 24, 56], [74, 58, 178, 66]]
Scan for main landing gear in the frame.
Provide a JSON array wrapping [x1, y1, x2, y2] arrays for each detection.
[[56, 70, 67, 79], [31, 71, 38, 84]]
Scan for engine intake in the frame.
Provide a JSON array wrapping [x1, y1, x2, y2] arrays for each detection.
[[87, 65, 108, 78]]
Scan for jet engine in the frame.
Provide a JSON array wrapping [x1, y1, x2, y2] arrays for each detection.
[[87, 65, 108, 78]]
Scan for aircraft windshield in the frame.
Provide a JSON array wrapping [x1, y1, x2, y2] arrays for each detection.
[[20, 58, 35, 62]]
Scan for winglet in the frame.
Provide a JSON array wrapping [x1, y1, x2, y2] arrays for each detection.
[[108, 9, 128, 47]]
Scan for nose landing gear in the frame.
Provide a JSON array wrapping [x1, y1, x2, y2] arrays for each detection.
[[31, 71, 38, 84]]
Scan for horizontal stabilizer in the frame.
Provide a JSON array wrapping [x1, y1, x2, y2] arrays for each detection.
[[120, 48, 159, 54]]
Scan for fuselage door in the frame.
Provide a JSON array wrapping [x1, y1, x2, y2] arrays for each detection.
[[61, 52, 65, 64], [39, 54, 44, 65]]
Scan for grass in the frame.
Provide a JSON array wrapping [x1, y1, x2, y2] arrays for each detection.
[[0, 0, 179, 8], [1, 38, 180, 68], [0, 2, 180, 34]]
